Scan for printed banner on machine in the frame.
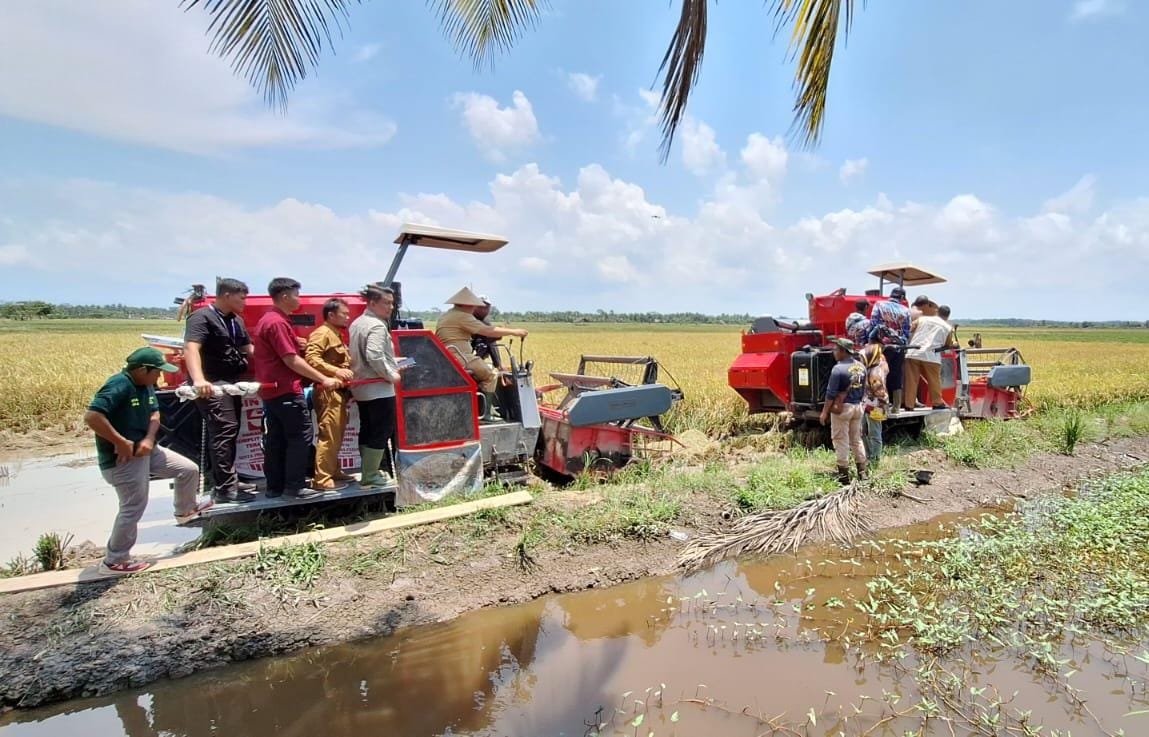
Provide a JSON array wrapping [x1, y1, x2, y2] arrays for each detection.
[[235, 395, 362, 479]]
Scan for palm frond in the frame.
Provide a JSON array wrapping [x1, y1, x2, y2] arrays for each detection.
[[182, 0, 358, 110], [654, 0, 708, 163], [769, 0, 857, 149], [430, 0, 547, 69]]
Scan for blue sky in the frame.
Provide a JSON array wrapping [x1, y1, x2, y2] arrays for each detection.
[[1, 0, 1147, 320]]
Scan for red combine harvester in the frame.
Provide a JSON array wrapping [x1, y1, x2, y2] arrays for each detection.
[[146, 225, 683, 524], [728, 263, 1032, 433]]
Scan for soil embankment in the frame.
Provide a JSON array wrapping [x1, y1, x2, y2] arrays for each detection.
[[2, 436, 1147, 712]]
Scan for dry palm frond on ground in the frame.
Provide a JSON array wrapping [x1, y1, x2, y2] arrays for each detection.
[[677, 483, 869, 571]]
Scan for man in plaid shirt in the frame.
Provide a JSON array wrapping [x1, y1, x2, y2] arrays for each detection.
[[866, 286, 912, 412]]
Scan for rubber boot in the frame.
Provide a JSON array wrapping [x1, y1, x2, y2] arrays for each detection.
[[856, 460, 869, 481], [358, 447, 387, 489], [836, 465, 852, 486], [890, 390, 903, 415]]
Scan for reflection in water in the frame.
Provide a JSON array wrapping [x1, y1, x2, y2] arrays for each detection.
[[2, 508, 1146, 737]]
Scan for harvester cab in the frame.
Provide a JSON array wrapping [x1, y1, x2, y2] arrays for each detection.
[[728, 262, 1032, 434]]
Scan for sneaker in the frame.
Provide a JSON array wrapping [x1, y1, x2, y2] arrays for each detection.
[[311, 481, 349, 492], [213, 489, 258, 504], [175, 499, 214, 524], [286, 487, 324, 500], [932, 403, 950, 410], [100, 559, 154, 575], [333, 473, 356, 482], [237, 481, 258, 492]]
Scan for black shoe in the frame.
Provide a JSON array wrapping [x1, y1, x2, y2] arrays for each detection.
[[286, 487, 324, 500], [265, 490, 284, 499], [383, 491, 397, 514], [213, 489, 258, 504], [237, 481, 258, 492]]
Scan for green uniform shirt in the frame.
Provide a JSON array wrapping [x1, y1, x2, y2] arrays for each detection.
[[88, 371, 159, 470]]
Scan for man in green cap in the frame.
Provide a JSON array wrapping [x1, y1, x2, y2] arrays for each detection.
[[84, 347, 213, 574], [819, 337, 869, 484]]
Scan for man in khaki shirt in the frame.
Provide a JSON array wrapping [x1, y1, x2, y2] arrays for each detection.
[[304, 298, 355, 490], [435, 286, 527, 418]]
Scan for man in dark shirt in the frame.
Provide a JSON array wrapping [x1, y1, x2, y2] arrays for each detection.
[[819, 338, 869, 484], [183, 278, 258, 503], [866, 286, 912, 413], [85, 348, 211, 574], [470, 295, 503, 370], [252, 278, 341, 499]]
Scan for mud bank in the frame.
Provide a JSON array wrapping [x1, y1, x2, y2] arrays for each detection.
[[2, 436, 1148, 712]]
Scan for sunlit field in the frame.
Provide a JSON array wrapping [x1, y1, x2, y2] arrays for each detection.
[[2, 319, 1148, 436]]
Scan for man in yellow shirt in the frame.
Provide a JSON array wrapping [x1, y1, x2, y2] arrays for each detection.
[[435, 286, 527, 419], [304, 298, 355, 490]]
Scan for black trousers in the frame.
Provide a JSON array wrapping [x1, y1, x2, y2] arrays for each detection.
[[262, 393, 312, 493], [358, 396, 396, 475], [195, 394, 241, 493], [883, 346, 907, 395]]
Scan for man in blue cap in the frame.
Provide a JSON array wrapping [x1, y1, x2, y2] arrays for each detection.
[[85, 347, 212, 574]]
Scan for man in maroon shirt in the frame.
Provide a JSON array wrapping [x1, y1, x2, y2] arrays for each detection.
[[252, 278, 341, 499]]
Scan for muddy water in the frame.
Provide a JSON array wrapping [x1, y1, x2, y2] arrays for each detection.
[[2, 511, 1146, 737]]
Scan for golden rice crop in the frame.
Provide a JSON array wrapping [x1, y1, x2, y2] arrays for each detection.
[[1, 320, 1148, 437]]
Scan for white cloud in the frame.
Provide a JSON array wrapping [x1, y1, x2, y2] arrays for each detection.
[[3, 166, 1148, 320], [354, 43, 382, 62], [680, 119, 726, 176], [1070, 0, 1125, 21], [740, 134, 789, 187], [451, 90, 541, 162], [566, 72, 601, 102], [1043, 174, 1097, 215], [519, 256, 549, 273], [0, 0, 396, 155], [839, 157, 870, 185]]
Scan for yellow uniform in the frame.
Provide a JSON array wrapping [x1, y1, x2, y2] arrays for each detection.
[[435, 307, 498, 393], [304, 324, 351, 487]]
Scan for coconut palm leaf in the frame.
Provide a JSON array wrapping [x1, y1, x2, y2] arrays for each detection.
[[654, 0, 856, 158], [181, 0, 359, 110], [429, 0, 547, 69]]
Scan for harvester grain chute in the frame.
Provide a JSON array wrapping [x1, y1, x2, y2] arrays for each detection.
[[143, 225, 684, 524]]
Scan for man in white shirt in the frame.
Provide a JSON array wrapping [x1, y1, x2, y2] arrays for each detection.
[[903, 298, 952, 410]]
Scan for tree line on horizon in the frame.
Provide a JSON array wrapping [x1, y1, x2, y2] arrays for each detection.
[[2, 301, 1146, 329]]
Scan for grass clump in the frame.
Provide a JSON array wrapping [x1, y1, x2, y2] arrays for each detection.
[[557, 487, 683, 544], [928, 419, 1040, 468], [33, 532, 74, 571], [732, 450, 838, 512], [254, 541, 326, 588]]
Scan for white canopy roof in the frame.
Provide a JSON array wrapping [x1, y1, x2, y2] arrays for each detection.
[[394, 223, 508, 253], [867, 262, 947, 286]]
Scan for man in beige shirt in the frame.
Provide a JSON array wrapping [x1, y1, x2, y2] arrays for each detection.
[[435, 286, 527, 419], [304, 298, 355, 491]]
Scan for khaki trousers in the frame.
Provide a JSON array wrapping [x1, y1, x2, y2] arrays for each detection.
[[449, 343, 499, 393], [904, 359, 943, 408], [830, 403, 867, 466], [312, 387, 348, 486]]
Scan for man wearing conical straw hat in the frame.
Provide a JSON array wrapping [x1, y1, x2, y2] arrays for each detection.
[[435, 286, 528, 420]]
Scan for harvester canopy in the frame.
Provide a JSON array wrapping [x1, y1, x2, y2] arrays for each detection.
[[867, 262, 947, 288], [393, 224, 508, 253]]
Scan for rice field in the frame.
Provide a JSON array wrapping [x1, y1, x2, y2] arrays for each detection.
[[2, 319, 1148, 436]]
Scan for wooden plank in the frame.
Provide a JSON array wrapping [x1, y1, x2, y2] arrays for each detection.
[[0, 491, 533, 596]]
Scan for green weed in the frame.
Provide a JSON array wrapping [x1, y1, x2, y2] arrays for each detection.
[[255, 541, 326, 588], [33, 531, 73, 571]]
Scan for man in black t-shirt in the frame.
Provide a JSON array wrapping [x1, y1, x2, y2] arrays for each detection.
[[183, 278, 258, 503]]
